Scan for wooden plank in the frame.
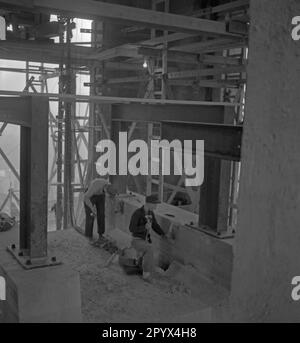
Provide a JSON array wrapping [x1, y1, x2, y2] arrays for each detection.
[[139, 46, 243, 65], [172, 38, 247, 53], [173, 40, 247, 53], [0, 0, 33, 7], [90, 45, 140, 61], [169, 79, 243, 89], [107, 77, 243, 88], [141, 32, 199, 47], [105, 61, 143, 71], [168, 65, 245, 80], [107, 76, 148, 84], [139, 0, 249, 46], [0, 40, 94, 66], [192, 0, 249, 17], [0, 0, 238, 36]]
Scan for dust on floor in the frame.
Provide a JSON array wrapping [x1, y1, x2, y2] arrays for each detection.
[[48, 229, 226, 323]]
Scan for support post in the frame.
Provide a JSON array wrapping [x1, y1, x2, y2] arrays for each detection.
[[19, 98, 49, 259]]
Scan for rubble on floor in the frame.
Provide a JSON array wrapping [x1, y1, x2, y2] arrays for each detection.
[[50, 229, 228, 322]]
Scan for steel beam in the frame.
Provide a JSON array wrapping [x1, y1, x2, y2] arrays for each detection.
[[198, 156, 223, 231], [161, 122, 242, 161], [111, 103, 227, 124], [21, 97, 48, 259], [0, 97, 31, 127], [2, 96, 49, 260]]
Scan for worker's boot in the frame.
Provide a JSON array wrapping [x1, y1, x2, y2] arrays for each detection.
[[142, 272, 153, 284], [91, 235, 105, 247]]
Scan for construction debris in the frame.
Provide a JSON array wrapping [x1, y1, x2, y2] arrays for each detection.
[[0, 212, 15, 232]]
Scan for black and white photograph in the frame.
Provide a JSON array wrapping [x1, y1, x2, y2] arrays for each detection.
[[0, 0, 299, 327]]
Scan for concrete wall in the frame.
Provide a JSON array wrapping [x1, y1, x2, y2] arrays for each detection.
[[229, 0, 300, 322]]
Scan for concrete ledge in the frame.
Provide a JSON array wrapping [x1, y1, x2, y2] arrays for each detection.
[[0, 249, 82, 323]]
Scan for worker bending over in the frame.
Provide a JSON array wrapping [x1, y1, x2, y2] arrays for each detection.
[[129, 194, 166, 282], [84, 178, 117, 245]]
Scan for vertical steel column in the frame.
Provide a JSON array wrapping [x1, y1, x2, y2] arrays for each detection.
[[56, 21, 64, 230], [63, 19, 75, 229], [19, 126, 31, 252], [19, 97, 49, 258]]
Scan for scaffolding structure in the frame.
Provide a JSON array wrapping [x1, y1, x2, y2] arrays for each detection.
[[0, 0, 249, 235]]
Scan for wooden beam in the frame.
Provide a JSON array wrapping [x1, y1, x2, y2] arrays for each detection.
[[141, 32, 198, 47], [105, 75, 244, 88], [89, 43, 245, 65], [106, 76, 148, 85], [87, 37, 247, 65], [139, 46, 243, 65], [139, 0, 249, 46], [171, 38, 247, 53], [0, 0, 239, 36], [90, 44, 140, 61], [169, 79, 244, 89], [0, 0, 33, 7], [105, 61, 143, 71], [0, 40, 94, 66], [97, 37, 247, 66], [168, 65, 245, 80], [192, 0, 249, 17]]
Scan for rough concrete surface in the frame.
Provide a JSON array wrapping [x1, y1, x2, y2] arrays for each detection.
[[228, 0, 300, 322], [50, 229, 226, 323], [0, 226, 228, 323]]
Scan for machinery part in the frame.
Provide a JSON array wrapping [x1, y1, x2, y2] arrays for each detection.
[[0, 212, 15, 232], [118, 247, 143, 275]]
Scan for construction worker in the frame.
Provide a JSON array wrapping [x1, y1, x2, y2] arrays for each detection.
[[84, 178, 117, 245], [129, 194, 166, 282]]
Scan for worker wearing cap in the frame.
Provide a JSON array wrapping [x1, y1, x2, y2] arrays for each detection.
[[129, 194, 166, 282], [84, 178, 117, 245]]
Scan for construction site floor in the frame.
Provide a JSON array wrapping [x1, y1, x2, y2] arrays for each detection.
[[0, 225, 228, 323]]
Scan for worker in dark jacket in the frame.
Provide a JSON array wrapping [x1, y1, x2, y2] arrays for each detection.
[[129, 194, 166, 282]]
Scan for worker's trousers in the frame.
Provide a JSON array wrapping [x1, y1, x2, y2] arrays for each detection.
[[84, 193, 105, 238], [131, 238, 154, 274]]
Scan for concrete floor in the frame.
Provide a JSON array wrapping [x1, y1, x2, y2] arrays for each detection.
[[0, 224, 228, 323]]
